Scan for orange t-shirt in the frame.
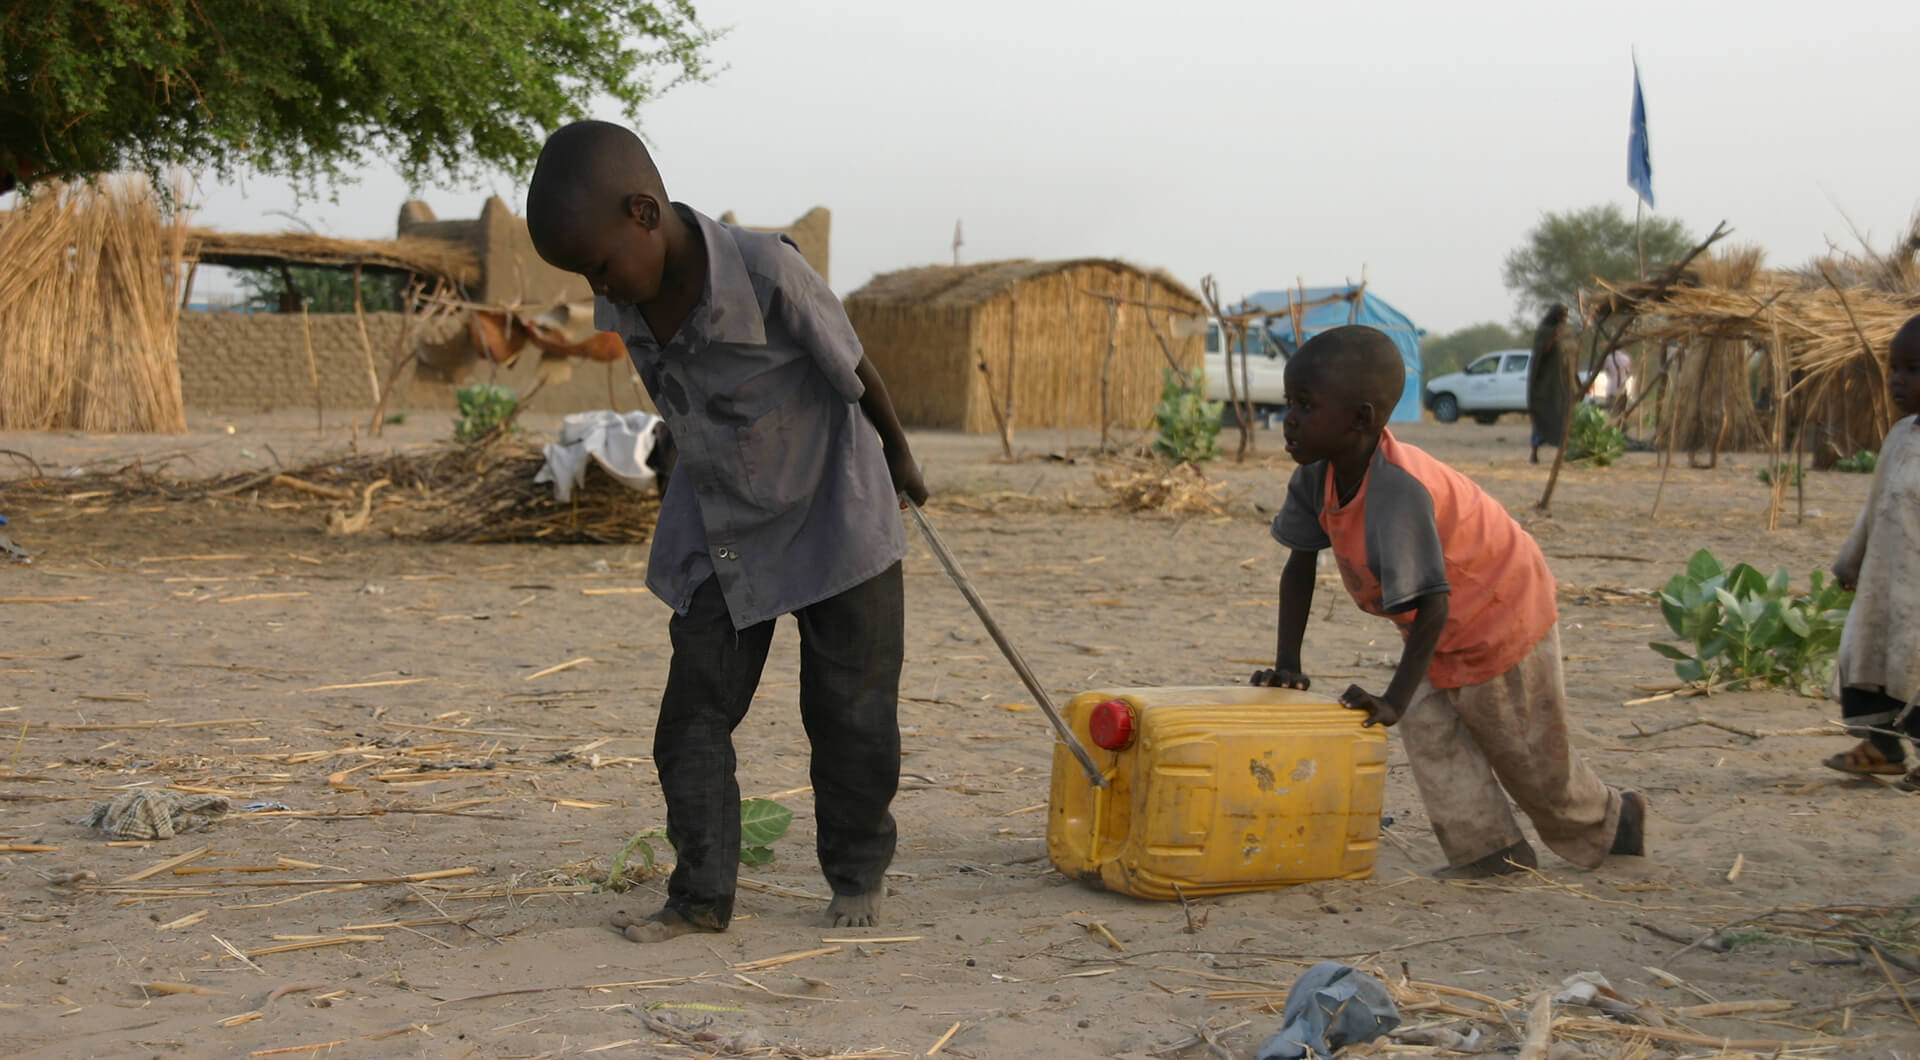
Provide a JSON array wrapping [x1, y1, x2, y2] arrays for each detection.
[[1271, 429, 1558, 688]]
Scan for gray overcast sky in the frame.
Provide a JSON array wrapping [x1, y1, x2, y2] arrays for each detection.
[[188, 0, 1920, 334]]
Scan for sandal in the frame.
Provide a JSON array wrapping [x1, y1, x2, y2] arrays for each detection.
[[1898, 770, 1920, 794], [1822, 740, 1908, 776]]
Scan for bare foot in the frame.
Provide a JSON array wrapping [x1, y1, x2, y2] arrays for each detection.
[[826, 890, 882, 928], [609, 907, 721, 943], [1433, 839, 1538, 879], [1610, 790, 1647, 857]]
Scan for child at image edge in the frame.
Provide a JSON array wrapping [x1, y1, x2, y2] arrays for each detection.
[[525, 120, 927, 941], [1822, 313, 1920, 788], [1255, 325, 1645, 877]]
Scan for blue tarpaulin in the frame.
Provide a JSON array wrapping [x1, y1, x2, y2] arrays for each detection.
[[1238, 286, 1427, 423]]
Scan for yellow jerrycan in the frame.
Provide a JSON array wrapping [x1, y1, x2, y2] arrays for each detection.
[[1046, 686, 1388, 899]]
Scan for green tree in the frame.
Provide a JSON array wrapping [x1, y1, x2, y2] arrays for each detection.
[[1421, 321, 1525, 379], [1502, 204, 1694, 322], [1, 1, 716, 188], [232, 266, 406, 313]]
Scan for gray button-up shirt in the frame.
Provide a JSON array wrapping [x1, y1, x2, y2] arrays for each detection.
[[595, 206, 906, 629]]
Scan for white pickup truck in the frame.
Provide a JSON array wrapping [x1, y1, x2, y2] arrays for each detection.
[[1423, 349, 1623, 424], [1422, 349, 1533, 423], [1201, 322, 1287, 419]]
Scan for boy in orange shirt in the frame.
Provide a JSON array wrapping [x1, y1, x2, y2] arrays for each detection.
[[1254, 325, 1645, 877]]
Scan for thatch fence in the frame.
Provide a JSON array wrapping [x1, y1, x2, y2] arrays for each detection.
[[1590, 233, 1920, 466], [0, 179, 498, 433], [846, 259, 1204, 437], [0, 179, 190, 432]]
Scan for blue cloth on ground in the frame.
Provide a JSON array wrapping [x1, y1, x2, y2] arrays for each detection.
[[1254, 961, 1400, 1059]]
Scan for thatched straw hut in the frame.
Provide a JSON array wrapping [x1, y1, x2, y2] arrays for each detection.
[[846, 259, 1203, 433], [1593, 231, 1920, 464]]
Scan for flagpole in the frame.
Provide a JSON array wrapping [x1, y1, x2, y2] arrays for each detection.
[[1635, 198, 1646, 282]]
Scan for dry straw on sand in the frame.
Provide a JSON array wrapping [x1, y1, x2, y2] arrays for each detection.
[[0, 439, 660, 545], [0, 178, 190, 432], [1093, 459, 1233, 514]]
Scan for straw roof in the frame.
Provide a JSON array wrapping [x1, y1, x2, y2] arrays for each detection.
[[849, 258, 1202, 309], [183, 229, 481, 289], [1593, 238, 1920, 460]]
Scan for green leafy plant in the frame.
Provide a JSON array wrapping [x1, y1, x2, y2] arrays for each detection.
[[1565, 402, 1625, 466], [1756, 462, 1803, 486], [1152, 369, 1223, 464], [452, 383, 518, 443], [1835, 450, 1878, 474], [604, 798, 793, 892], [1649, 549, 1852, 695]]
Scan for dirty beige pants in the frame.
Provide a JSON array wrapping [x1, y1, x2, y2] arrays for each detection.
[[1399, 626, 1621, 869]]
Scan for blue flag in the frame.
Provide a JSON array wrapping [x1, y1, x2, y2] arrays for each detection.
[[1627, 60, 1654, 208]]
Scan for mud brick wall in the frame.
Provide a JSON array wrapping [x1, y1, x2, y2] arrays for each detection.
[[176, 311, 651, 415]]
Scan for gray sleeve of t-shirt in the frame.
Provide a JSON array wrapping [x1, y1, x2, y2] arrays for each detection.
[[1364, 462, 1450, 613], [1270, 464, 1332, 552], [767, 236, 866, 405]]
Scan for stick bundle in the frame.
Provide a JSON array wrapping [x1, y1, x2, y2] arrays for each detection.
[[0, 178, 189, 432], [0, 439, 661, 545]]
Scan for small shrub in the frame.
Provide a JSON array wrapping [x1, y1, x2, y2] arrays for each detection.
[[604, 797, 793, 892], [1565, 403, 1625, 466], [1756, 462, 1804, 486], [1152, 369, 1223, 465], [1649, 549, 1852, 695], [453, 383, 518, 442], [1835, 450, 1878, 474], [383, 412, 408, 426]]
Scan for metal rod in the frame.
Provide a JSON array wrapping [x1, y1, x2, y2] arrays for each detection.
[[902, 498, 1107, 787]]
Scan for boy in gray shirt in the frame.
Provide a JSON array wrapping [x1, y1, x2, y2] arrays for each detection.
[[527, 121, 926, 941]]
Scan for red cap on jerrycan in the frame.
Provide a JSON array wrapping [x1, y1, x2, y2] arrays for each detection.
[[1088, 699, 1136, 751]]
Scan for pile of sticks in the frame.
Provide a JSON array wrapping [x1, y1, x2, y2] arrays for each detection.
[[0, 440, 660, 545]]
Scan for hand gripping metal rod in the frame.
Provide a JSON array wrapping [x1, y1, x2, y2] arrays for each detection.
[[902, 498, 1107, 787]]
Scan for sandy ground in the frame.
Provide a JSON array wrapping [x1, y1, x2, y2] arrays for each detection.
[[1, 410, 1916, 1060]]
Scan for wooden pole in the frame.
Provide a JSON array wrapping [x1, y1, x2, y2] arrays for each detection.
[[1098, 295, 1119, 452], [351, 265, 381, 405], [300, 304, 323, 434], [1199, 276, 1252, 463], [1240, 322, 1257, 460], [1635, 199, 1647, 282], [1765, 310, 1790, 530], [1001, 295, 1017, 458], [177, 261, 199, 311], [974, 297, 1015, 459], [1078, 286, 1197, 381], [1541, 222, 1730, 512], [1065, 284, 1078, 450], [370, 279, 448, 437], [1651, 334, 1687, 519]]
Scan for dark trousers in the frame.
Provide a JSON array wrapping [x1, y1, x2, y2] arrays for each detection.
[[654, 563, 904, 929], [1842, 686, 1919, 762]]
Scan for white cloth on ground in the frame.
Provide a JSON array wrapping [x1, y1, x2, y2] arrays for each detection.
[[534, 410, 666, 502]]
